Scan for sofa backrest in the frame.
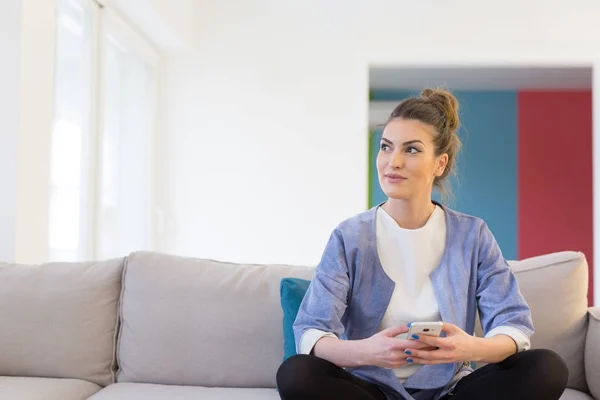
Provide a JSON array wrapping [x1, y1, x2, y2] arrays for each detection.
[[116, 251, 313, 388], [475, 251, 589, 393], [117, 250, 590, 390], [0, 258, 124, 386]]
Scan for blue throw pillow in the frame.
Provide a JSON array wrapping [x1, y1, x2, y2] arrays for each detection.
[[280, 277, 311, 361]]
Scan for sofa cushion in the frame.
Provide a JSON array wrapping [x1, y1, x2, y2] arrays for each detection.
[[0, 259, 124, 386], [88, 383, 589, 400], [585, 307, 600, 399], [280, 277, 311, 361], [560, 388, 594, 400], [475, 251, 589, 393], [0, 377, 101, 400], [89, 383, 280, 399], [116, 251, 314, 388]]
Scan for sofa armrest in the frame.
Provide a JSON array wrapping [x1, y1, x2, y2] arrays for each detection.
[[586, 307, 600, 399]]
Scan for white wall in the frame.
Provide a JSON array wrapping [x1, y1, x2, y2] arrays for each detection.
[[0, 0, 21, 262], [14, 0, 57, 263], [0, 0, 59, 264], [157, 1, 369, 265], [157, 1, 600, 268]]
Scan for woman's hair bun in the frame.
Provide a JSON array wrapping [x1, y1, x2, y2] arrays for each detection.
[[420, 88, 459, 132]]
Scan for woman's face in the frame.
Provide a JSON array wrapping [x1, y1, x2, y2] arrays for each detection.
[[376, 118, 448, 201]]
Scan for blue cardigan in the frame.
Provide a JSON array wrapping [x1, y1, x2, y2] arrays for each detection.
[[293, 203, 534, 400]]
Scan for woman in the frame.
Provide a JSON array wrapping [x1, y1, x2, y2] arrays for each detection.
[[276, 89, 569, 400]]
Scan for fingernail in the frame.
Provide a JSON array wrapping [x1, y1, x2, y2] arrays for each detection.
[[406, 358, 413, 363], [407, 322, 412, 327], [411, 334, 419, 340], [405, 350, 411, 355]]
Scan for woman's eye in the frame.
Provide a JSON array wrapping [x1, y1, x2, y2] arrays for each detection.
[[407, 147, 420, 154], [380, 143, 390, 151]]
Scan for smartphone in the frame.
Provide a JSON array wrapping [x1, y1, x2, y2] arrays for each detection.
[[407, 321, 443, 338]]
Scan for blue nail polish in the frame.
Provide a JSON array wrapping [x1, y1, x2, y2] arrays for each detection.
[[405, 350, 411, 355], [407, 358, 413, 363], [407, 322, 412, 327], [412, 334, 419, 340]]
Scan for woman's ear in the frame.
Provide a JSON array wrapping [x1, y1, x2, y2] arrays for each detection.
[[435, 154, 449, 177]]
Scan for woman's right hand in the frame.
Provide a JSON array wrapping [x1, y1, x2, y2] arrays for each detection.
[[359, 325, 436, 369]]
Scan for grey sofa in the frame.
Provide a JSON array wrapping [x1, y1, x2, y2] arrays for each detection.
[[0, 250, 598, 399]]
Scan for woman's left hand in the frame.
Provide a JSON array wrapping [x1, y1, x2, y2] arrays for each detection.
[[404, 323, 479, 365]]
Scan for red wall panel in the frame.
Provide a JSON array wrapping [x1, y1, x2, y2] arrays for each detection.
[[518, 91, 593, 305]]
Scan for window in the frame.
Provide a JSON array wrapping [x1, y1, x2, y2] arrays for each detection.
[[49, 0, 158, 261], [49, 0, 94, 261], [96, 8, 158, 259]]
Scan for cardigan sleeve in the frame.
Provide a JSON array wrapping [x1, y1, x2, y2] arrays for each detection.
[[476, 222, 534, 350], [299, 329, 338, 355], [292, 228, 351, 354]]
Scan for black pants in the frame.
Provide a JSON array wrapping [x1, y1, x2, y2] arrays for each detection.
[[276, 349, 568, 400]]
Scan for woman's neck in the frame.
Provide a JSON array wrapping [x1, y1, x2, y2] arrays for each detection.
[[382, 197, 436, 230]]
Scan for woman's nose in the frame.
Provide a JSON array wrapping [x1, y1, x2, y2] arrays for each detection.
[[389, 151, 404, 168]]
